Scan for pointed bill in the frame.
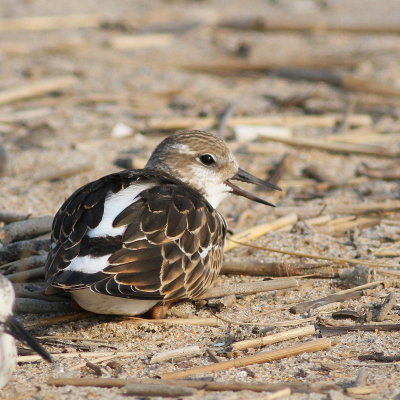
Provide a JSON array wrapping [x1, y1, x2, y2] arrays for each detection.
[[6, 316, 52, 362], [225, 168, 281, 207]]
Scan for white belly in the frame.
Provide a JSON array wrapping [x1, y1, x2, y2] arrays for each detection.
[[72, 289, 159, 315], [0, 333, 16, 389]]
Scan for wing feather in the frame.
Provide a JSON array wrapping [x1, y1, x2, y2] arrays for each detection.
[[45, 170, 226, 302]]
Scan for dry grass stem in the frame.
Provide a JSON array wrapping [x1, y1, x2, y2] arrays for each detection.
[[0, 255, 47, 272], [109, 34, 174, 50], [17, 351, 138, 363], [0, 212, 30, 224], [221, 261, 336, 277], [160, 338, 331, 379], [229, 239, 400, 268], [6, 266, 45, 283], [275, 200, 400, 218], [231, 325, 315, 351], [376, 293, 397, 322], [47, 377, 338, 393], [198, 278, 298, 299], [289, 292, 362, 314], [256, 132, 396, 157], [0, 14, 102, 32], [265, 388, 292, 400], [225, 214, 298, 251], [0, 76, 78, 105], [15, 298, 70, 314], [25, 312, 93, 329], [150, 345, 202, 364], [124, 317, 222, 327], [30, 161, 93, 183], [123, 383, 196, 397], [0, 216, 53, 245]]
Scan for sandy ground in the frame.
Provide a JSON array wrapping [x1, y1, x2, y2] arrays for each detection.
[[1, 1, 400, 399]]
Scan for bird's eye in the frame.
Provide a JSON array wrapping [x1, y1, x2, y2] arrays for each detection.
[[199, 154, 216, 166]]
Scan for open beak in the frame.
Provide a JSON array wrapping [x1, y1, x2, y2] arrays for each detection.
[[6, 316, 52, 362], [225, 168, 281, 207]]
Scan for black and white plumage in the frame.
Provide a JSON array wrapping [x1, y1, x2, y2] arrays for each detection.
[[45, 130, 280, 316], [0, 275, 51, 388]]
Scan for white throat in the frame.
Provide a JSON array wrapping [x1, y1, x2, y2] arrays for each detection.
[[203, 182, 230, 208]]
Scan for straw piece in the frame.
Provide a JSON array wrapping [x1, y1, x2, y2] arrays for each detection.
[[0, 212, 30, 224], [150, 346, 202, 364], [160, 338, 331, 380], [17, 351, 138, 363], [30, 161, 93, 183], [225, 214, 298, 252], [15, 298, 71, 314], [47, 376, 339, 393], [6, 266, 45, 283], [231, 325, 315, 351], [289, 292, 362, 314], [0, 15, 102, 32], [275, 201, 400, 218], [109, 34, 174, 50], [147, 114, 371, 131], [257, 133, 396, 157], [123, 383, 196, 397], [0, 239, 50, 265], [0, 216, 53, 245], [0, 76, 78, 106], [198, 278, 298, 299], [0, 255, 47, 273]]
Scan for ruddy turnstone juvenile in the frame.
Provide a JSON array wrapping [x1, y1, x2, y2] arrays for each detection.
[[45, 130, 280, 317], [0, 275, 51, 388]]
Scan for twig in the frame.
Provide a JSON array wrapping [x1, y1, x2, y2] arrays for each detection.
[[0, 239, 50, 265], [150, 346, 202, 364], [356, 163, 400, 180], [218, 15, 400, 34], [30, 161, 93, 183], [359, 352, 400, 362], [231, 325, 315, 351], [228, 240, 400, 268], [289, 292, 362, 314], [15, 298, 71, 314], [0, 216, 53, 245], [265, 388, 291, 400], [124, 317, 222, 327], [256, 132, 396, 157], [17, 350, 138, 363], [217, 99, 240, 139], [147, 114, 371, 132], [6, 266, 45, 283], [225, 214, 298, 252], [123, 383, 196, 397], [275, 200, 400, 218], [335, 281, 384, 295], [375, 293, 397, 322], [160, 338, 331, 380], [221, 261, 338, 277], [213, 314, 315, 328], [108, 34, 174, 50], [0, 254, 46, 272], [25, 311, 93, 329], [318, 323, 400, 336], [0, 211, 30, 224], [47, 376, 339, 393], [198, 278, 298, 299], [0, 76, 78, 106], [0, 15, 102, 32]]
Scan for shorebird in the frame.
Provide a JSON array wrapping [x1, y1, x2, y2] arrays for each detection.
[[0, 275, 51, 388], [45, 130, 280, 317]]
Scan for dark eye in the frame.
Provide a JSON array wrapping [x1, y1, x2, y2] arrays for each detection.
[[199, 154, 215, 166]]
